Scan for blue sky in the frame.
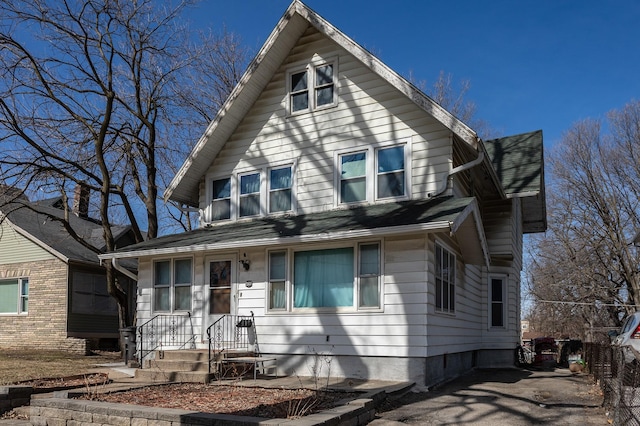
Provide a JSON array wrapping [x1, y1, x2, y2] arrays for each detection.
[[189, 0, 640, 147]]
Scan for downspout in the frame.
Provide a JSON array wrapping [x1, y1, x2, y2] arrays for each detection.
[[173, 203, 208, 228], [428, 136, 485, 198], [112, 258, 138, 282]]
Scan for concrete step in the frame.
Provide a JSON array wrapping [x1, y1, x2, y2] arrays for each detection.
[[156, 349, 208, 361], [134, 368, 213, 383], [148, 359, 210, 372]]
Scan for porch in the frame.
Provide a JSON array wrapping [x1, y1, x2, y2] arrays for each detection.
[[129, 312, 277, 383]]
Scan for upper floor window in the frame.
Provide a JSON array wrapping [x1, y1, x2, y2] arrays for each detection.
[[269, 166, 293, 213], [435, 243, 456, 313], [339, 152, 367, 203], [239, 172, 261, 217], [209, 164, 294, 223], [0, 278, 28, 314], [315, 64, 334, 107], [154, 258, 192, 312], [211, 178, 231, 221], [337, 142, 408, 205], [290, 71, 308, 113], [288, 59, 337, 115], [377, 146, 405, 198]]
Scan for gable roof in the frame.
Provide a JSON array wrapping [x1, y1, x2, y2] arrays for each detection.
[[100, 196, 489, 267], [165, 0, 481, 207], [484, 130, 547, 233], [1, 198, 131, 265]]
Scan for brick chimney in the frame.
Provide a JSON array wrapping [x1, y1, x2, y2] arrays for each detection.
[[72, 183, 90, 218]]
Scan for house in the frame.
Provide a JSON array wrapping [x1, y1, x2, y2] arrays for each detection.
[[0, 185, 136, 354], [99, 0, 546, 386]]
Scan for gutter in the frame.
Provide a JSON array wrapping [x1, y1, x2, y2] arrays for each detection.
[[98, 219, 454, 261], [111, 258, 138, 281]]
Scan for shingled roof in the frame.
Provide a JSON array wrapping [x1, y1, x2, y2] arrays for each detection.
[[1, 195, 131, 265], [100, 196, 489, 266], [484, 130, 547, 233]]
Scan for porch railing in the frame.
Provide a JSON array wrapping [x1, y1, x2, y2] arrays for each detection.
[[138, 312, 196, 367], [206, 311, 257, 374]]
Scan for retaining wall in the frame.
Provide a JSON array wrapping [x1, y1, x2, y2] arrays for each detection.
[[0, 386, 33, 416], [30, 392, 379, 425]]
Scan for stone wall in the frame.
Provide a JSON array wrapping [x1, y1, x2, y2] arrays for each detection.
[[0, 386, 32, 416], [0, 259, 88, 354], [30, 394, 378, 425]]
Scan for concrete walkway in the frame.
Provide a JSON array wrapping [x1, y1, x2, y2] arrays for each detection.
[[371, 368, 608, 425]]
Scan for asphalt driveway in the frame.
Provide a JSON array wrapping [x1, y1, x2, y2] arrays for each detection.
[[371, 368, 608, 425]]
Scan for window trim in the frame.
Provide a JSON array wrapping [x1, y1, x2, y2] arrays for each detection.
[[335, 139, 411, 206], [268, 164, 295, 214], [152, 257, 193, 313], [0, 278, 29, 315], [489, 275, 507, 329], [434, 241, 456, 314], [286, 57, 338, 116], [266, 241, 383, 314], [209, 177, 233, 222], [375, 144, 409, 201], [238, 171, 263, 218], [207, 162, 296, 223]]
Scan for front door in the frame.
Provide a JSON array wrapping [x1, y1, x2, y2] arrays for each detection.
[[205, 255, 237, 332]]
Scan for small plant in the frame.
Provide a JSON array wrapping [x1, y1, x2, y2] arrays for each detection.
[[286, 346, 335, 419], [83, 373, 108, 400]]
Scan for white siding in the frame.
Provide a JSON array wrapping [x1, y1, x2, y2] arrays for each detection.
[[199, 26, 452, 219], [425, 234, 484, 356]]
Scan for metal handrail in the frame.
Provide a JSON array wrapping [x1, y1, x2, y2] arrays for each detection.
[[138, 312, 196, 367], [206, 311, 256, 374]]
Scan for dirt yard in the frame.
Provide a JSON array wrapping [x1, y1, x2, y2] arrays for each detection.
[[0, 350, 121, 385], [0, 349, 357, 421]]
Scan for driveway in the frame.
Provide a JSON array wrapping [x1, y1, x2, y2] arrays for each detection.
[[371, 368, 608, 425]]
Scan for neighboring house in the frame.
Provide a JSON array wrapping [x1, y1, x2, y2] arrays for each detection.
[[100, 1, 546, 386], [0, 186, 136, 353]]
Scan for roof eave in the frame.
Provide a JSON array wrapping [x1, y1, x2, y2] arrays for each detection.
[[99, 220, 452, 261]]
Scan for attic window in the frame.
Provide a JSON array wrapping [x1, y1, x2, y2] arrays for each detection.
[[288, 58, 337, 115], [290, 71, 308, 112]]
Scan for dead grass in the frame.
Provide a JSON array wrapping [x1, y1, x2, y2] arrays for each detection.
[[0, 349, 121, 385]]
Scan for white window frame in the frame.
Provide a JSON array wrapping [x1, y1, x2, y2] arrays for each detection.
[[267, 249, 289, 311], [0, 278, 28, 315], [206, 163, 296, 223], [208, 177, 233, 222], [238, 170, 263, 218], [489, 275, 507, 328], [153, 257, 193, 313], [266, 241, 383, 314], [287, 57, 338, 116], [434, 241, 456, 314], [375, 144, 409, 201], [335, 139, 411, 206], [268, 164, 295, 214], [337, 150, 369, 204]]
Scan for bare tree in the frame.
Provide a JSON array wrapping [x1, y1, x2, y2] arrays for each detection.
[[526, 100, 640, 339], [0, 0, 248, 328], [409, 70, 495, 139]]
